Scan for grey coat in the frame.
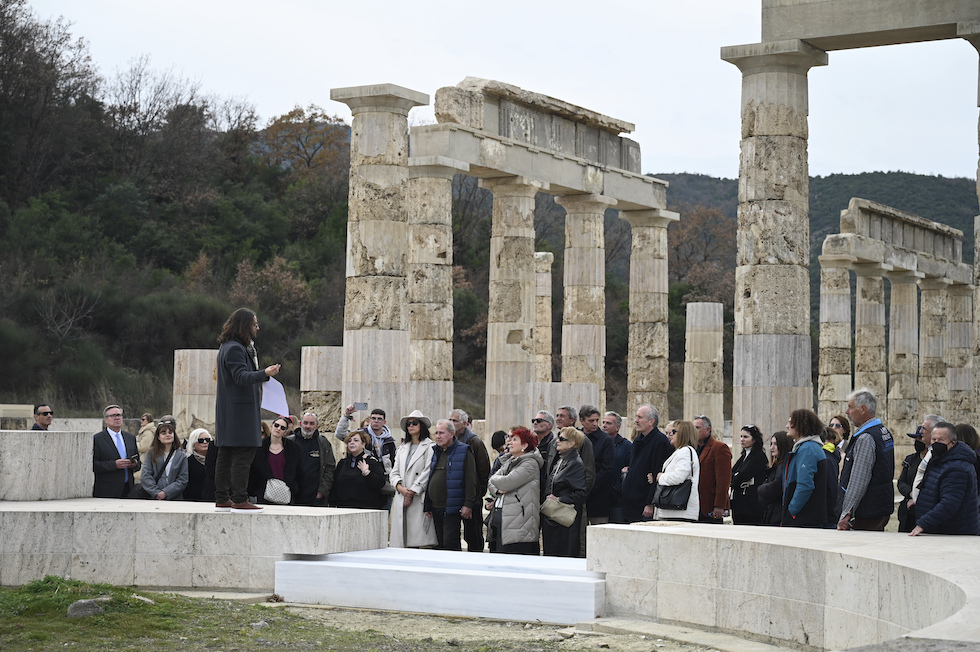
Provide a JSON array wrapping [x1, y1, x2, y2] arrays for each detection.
[[488, 449, 544, 546], [141, 447, 189, 500], [215, 340, 268, 447]]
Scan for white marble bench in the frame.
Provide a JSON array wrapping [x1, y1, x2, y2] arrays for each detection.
[[275, 548, 605, 624], [588, 521, 980, 650], [0, 499, 386, 591]]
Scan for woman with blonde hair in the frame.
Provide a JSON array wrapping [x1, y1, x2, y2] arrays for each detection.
[[542, 427, 587, 557], [653, 420, 700, 522]]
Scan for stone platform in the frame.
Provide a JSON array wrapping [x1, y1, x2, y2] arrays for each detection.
[[0, 499, 386, 591], [588, 521, 980, 651], [275, 547, 605, 625]]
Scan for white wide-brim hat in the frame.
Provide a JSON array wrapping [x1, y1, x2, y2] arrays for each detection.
[[399, 409, 432, 431]]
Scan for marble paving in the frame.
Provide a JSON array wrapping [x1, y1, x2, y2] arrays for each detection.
[[275, 547, 605, 625]]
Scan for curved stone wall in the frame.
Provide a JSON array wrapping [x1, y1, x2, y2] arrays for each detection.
[[589, 522, 975, 650]]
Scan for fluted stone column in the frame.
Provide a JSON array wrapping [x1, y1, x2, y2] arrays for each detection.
[[481, 176, 545, 432], [173, 349, 217, 441], [817, 257, 852, 422], [556, 193, 616, 406], [534, 252, 555, 382], [887, 272, 921, 447], [406, 158, 464, 418], [919, 277, 950, 418], [621, 209, 678, 419], [684, 303, 724, 426], [946, 283, 974, 425], [331, 84, 428, 422], [722, 41, 828, 437], [853, 264, 888, 424]]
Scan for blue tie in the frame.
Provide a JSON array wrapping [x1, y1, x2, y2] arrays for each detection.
[[113, 432, 128, 482]]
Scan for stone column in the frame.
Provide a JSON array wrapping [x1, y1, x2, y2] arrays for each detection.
[[300, 346, 343, 424], [817, 257, 852, 422], [556, 193, 616, 407], [534, 252, 555, 382], [331, 84, 428, 423], [887, 271, 921, 446], [406, 157, 465, 418], [722, 41, 828, 437], [946, 283, 974, 425], [620, 209, 678, 420], [172, 349, 217, 441], [853, 264, 888, 424], [481, 176, 545, 432], [975, 217, 980, 428], [684, 302, 723, 425], [918, 277, 950, 418]]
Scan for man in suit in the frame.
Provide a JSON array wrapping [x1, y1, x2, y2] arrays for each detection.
[[694, 414, 732, 523], [92, 404, 141, 498]]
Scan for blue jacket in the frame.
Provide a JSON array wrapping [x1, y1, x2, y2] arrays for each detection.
[[915, 443, 980, 535], [782, 437, 831, 527], [425, 438, 473, 514]]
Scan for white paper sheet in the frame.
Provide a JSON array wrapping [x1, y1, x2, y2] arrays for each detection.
[[261, 376, 289, 417]]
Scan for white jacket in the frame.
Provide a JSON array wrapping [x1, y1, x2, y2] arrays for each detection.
[[654, 445, 700, 522]]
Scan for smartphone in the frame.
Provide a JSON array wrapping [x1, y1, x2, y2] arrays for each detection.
[[353, 402, 368, 411]]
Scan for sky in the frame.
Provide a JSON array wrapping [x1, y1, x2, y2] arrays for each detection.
[[30, 0, 980, 181]]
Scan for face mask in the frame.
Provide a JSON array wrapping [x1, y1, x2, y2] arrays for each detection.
[[930, 442, 948, 459], [914, 439, 926, 453]]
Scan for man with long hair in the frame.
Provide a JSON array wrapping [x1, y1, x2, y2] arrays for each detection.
[[214, 308, 280, 513]]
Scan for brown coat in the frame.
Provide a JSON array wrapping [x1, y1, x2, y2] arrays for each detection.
[[698, 436, 732, 516]]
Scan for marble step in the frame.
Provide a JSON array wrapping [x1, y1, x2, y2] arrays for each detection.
[[275, 547, 605, 625]]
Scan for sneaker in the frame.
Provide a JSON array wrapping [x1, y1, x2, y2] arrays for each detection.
[[231, 501, 264, 513], [215, 501, 233, 512]]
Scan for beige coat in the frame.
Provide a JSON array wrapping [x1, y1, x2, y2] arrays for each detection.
[[488, 449, 544, 546], [134, 421, 155, 484], [389, 438, 438, 548]]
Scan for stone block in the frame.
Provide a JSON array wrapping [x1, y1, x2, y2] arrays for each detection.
[[173, 350, 219, 394], [0, 431, 91, 500], [408, 224, 453, 265], [658, 581, 717, 627], [173, 395, 216, 442], [350, 112, 409, 167], [628, 291, 668, 323], [630, 224, 669, 258], [563, 214, 604, 250], [342, 329, 411, 384], [603, 576, 658, 617], [300, 347, 343, 393], [769, 597, 825, 650], [732, 384, 812, 442], [135, 554, 193, 588], [734, 264, 811, 335], [563, 249, 605, 286], [347, 219, 408, 277], [629, 258, 669, 295], [685, 332, 723, 363], [73, 511, 136, 553], [408, 302, 452, 341], [738, 136, 809, 203], [628, 321, 669, 359], [348, 168, 408, 223], [715, 589, 770, 639], [819, 322, 852, 349], [562, 287, 605, 324], [489, 236, 535, 279], [407, 264, 452, 304], [410, 340, 453, 382], [488, 282, 532, 325], [434, 86, 483, 129], [344, 277, 407, 331], [300, 391, 342, 430], [736, 200, 809, 265], [853, 347, 887, 373], [561, 356, 603, 386], [818, 347, 851, 375], [684, 363, 724, 393]]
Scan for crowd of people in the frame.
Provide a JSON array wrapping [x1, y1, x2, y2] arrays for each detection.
[[69, 307, 980, 556]]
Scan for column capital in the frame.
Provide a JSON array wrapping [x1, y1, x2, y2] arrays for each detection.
[[817, 255, 853, 270], [620, 208, 679, 229], [852, 262, 891, 277], [408, 156, 470, 180], [721, 39, 828, 75], [479, 175, 549, 196], [947, 282, 975, 296], [919, 276, 953, 291], [534, 251, 554, 272], [886, 269, 925, 283], [330, 84, 428, 116], [555, 193, 617, 211]]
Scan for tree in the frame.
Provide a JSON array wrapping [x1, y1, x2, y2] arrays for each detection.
[[668, 203, 736, 305]]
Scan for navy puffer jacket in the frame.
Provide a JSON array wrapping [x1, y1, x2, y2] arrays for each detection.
[[915, 442, 980, 535]]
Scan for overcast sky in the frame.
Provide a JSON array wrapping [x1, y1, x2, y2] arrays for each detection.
[[31, 0, 980, 181]]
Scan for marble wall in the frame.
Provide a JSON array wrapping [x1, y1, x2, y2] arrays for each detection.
[[0, 430, 91, 500]]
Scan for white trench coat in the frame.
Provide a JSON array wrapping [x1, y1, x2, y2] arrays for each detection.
[[388, 438, 438, 548]]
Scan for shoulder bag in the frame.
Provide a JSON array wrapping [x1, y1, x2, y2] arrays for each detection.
[[264, 477, 291, 505], [653, 448, 693, 510]]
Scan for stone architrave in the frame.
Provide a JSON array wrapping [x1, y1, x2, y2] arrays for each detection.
[[300, 345, 343, 428], [481, 176, 546, 433], [918, 277, 950, 419], [331, 84, 428, 428], [556, 193, 616, 406], [620, 209, 679, 419], [887, 271, 922, 446], [721, 41, 828, 437], [852, 264, 888, 424], [173, 349, 217, 442], [684, 303, 724, 427], [946, 283, 974, 425], [406, 156, 468, 419], [534, 252, 555, 382], [817, 257, 852, 422]]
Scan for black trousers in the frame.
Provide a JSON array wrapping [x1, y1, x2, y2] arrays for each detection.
[[215, 446, 256, 504], [432, 510, 463, 551], [462, 502, 484, 552]]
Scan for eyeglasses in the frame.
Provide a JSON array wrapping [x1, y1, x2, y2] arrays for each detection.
[[531, 418, 546, 424], [39, 411, 53, 416], [667, 430, 677, 435], [197, 438, 212, 444], [406, 420, 421, 426], [273, 423, 289, 430]]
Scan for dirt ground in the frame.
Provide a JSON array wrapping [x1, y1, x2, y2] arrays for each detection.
[[285, 605, 728, 652]]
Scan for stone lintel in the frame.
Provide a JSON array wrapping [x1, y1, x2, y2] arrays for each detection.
[[842, 197, 964, 242], [886, 269, 925, 282], [555, 193, 618, 210], [721, 39, 829, 73], [852, 262, 892, 276], [620, 208, 680, 229], [407, 156, 470, 180], [411, 123, 666, 211], [480, 175, 549, 194], [330, 84, 429, 115]]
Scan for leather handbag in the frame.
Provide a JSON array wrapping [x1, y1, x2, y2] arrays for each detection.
[[263, 478, 291, 505], [653, 448, 694, 510], [540, 497, 577, 527]]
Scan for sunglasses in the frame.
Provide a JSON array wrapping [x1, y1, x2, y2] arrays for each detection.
[[531, 418, 546, 424], [273, 423, 289, 430], [39, 411, 53, 416], [406, 420, 421, 426], [197, 438, 212, 444], [557, 436, 569, 442], [829, 423, 844, 429]]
